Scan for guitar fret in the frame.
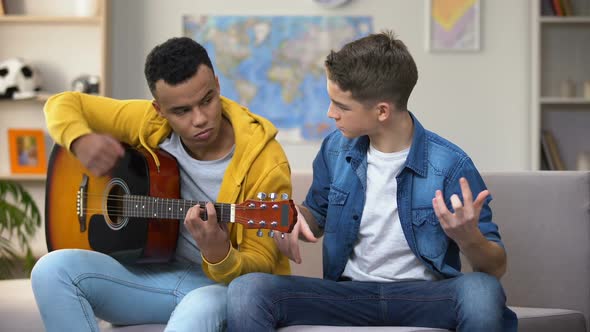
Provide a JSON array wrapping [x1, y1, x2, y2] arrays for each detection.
[[151, 197, 155, 217]]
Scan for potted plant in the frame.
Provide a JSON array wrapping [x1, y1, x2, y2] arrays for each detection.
[[0, 180, 41, 279]]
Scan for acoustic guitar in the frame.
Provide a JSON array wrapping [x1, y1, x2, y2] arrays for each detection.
[[45, 145, 297, 263]]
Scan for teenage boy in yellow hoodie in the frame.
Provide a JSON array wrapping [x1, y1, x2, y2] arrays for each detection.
[[31, 37, 292, 332]]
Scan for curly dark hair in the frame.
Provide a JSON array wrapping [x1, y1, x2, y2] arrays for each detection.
[[144, 37, 214, 97], [325, 30, 418, 111]]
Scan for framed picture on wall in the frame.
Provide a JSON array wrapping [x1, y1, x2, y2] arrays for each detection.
[[426, 0, 481, 52], [7, 129, 48, 174]]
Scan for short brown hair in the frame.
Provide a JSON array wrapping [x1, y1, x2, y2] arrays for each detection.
[[325, 30, 418, 110]]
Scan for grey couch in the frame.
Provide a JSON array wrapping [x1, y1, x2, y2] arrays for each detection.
[[1, 171, 588, 332]]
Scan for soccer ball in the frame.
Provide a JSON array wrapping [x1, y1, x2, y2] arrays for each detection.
[[0, 58, 41, 100]]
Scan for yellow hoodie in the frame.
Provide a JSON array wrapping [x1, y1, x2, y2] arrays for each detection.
[[44, 91, 292, 283]]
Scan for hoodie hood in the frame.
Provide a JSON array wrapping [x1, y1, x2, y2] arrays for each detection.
[[219, 96, 278, 201]]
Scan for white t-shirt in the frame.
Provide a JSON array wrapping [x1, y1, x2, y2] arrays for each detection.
[[342, 144, 437, 282]]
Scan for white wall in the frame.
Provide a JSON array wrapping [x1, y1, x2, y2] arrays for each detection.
[[109, 0, 531, 172]]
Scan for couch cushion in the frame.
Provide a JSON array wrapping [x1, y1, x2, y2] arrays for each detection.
[[99, 321, 165, 332], [279, 326, 448, 331], [276, 307, 587, 332], [513, 306, 587, 332], [0, 278, 44, 332]]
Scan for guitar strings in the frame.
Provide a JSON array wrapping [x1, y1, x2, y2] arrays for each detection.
[[79, 192, 287, 210], [77, 210, 261, 223], [76, 208, 282, 227]]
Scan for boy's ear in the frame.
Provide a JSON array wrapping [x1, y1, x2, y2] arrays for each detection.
[[376, 102, 392, 121], [152, 101, 163, 116]]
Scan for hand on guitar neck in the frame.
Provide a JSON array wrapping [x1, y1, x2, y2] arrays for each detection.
[[184, 202, 231, 264], [71, 133, 125, 177]]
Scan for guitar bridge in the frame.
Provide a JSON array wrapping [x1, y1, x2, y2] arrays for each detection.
[[76, 174, 89, 232]]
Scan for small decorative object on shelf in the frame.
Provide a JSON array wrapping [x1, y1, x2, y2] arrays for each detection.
[[584, 81, 590, 99], [0, 58, 41, 100], [0, 0, 5, 16], [71, 74, 100, 94], [74, 0, 98, 17], [559, 78, 576, 98], [7, 129, 47, 175], [576, 151, 590, 171]]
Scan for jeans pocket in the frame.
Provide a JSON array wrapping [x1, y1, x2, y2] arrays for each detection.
[[412, 208, 448, 259]]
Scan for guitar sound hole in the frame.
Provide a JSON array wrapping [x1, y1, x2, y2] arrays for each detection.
[[106, 185, 125, 226]]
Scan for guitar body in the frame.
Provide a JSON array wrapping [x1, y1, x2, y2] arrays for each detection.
[[45, 145, 180, 263]]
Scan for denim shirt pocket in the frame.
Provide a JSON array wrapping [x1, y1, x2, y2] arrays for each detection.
[[325, 186, 349, 233], [411, 208, 448, 259]]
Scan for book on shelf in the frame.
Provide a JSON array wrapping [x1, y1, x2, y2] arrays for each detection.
[[545, 0, 575, 16], [542, 0, 556, 15], [561, 0, 574, 16], [541, 130, 566, 170], [540, 142, 551, 170], [552, 0, 565, 16], [0, 0, 5, 16]]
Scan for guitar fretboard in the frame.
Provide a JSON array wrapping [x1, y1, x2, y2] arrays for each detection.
[[121, 195, 234, 222]]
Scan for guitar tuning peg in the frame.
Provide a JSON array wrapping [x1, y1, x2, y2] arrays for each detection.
[[268, 230, 275, 238], [281, 193, 289, 200], [269, 193, 277, 201], [257, 192, 267, 201], [257, 229, 263, 237]]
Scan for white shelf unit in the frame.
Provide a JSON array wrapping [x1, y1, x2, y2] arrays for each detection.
[[0, 0, 109, 178], [0, 0, 110, 256], [531, 0, 590, 170]]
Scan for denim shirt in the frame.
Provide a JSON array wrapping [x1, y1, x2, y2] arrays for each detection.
[[303, 112, 504, 281]]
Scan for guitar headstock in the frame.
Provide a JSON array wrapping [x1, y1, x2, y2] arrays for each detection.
[[234, 193, 297, 237]]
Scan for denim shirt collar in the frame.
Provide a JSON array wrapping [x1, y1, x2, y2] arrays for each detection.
[[344, 111, 428, 177], [404, 111, 428, 177]]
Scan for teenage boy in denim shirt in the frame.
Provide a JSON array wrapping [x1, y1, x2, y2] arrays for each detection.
[[227, 31, 517, 332]]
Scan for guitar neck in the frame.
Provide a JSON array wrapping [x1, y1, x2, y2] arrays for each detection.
[[122, 195, 232, 222]]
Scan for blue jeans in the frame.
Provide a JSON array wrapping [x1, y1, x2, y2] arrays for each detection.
[[227, 272, 517, 332], [31, 249, 227, 332]]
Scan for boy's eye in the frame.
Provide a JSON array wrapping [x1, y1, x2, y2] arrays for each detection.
[[173, 108, 190, 114]]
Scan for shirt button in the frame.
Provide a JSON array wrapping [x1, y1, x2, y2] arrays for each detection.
[[353, 215, 359, 220]]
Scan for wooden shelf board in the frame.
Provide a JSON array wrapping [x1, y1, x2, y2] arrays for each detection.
[[0, 15, 101, 24], [0, 94, 51, 104], [540, 97, 590, 105], [36, 93, 52, 102], [540, 16, 590, 24], [0, 174, 46, 182]]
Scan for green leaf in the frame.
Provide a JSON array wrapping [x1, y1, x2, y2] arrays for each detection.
[[0, 180, 42, 279]]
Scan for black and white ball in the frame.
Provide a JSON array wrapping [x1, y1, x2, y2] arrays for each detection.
[[0, 58, 41, 100]]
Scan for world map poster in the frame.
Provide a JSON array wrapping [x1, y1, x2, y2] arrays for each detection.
[[183, 15, 373, 142]]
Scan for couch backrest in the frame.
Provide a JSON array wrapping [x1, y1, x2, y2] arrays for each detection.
[[483, 171, 590, 323], [290, 171, 590, 323]]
